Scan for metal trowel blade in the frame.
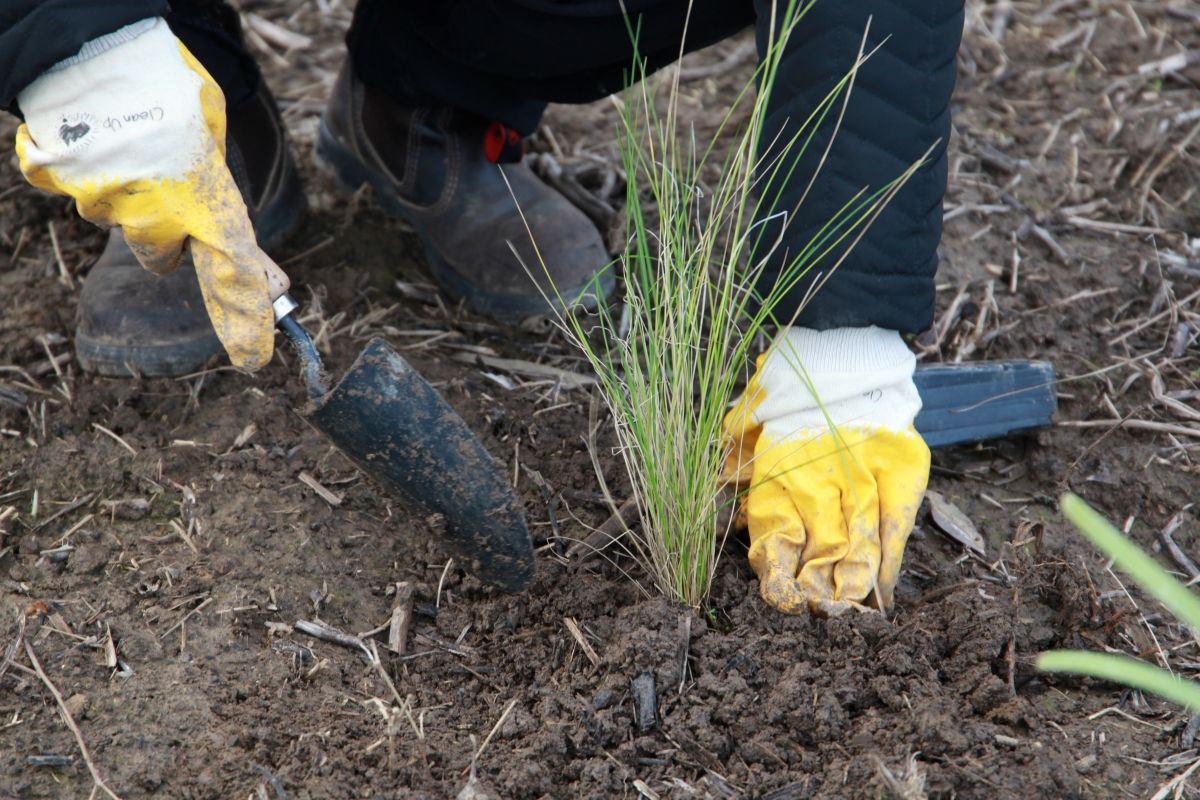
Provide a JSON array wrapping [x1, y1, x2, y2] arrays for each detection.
[[306, 338, 534, 592]]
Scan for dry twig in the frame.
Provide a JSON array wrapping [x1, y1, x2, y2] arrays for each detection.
[[295, 619, 371, 659], [25, 641, 123, 800], [298, 471, 343, 507], [91, 424, 137, 455], [563, 617, 600, 667], [463, 698, 518, 776], [1159, 508, 1199, 579]]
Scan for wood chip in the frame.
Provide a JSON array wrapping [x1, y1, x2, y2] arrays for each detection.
[[298, 471, 343, 507], [479, 372, 517, 391], [926, 491, 986, 555], [388, 582, 414, 655], [633, 779, 662, 800], [231, 423, 257, 451], [102, 624, 117, 669], [265, 621, 293, 637], [101, 498, 149, 521], [63, 693, 89, 721]]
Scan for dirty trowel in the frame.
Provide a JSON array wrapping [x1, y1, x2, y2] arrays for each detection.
[[271, 293, 534, 593]]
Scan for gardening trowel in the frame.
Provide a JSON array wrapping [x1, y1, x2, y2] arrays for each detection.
[[270, 293, 535, 593]]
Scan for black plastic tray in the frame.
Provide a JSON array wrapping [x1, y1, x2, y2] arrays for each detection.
[[914, 361, 1056, 449]]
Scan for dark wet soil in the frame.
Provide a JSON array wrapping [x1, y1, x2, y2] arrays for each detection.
[[3, 2, 1200, 798]]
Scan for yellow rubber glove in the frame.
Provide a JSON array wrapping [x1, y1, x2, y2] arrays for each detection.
[[14, 18, 287, 371], [723, 327, 931, 615]]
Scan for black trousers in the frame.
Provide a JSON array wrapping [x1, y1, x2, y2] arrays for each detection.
[[169, 0, 963, 333], [347, 1, 754, 135]]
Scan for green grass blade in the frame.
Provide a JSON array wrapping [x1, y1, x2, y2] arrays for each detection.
[[1037, 650, 1200, 710], [1061, 493, 1200, 631], [507, 2, 926, 608]]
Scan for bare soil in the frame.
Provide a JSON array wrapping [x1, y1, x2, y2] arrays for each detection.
[[3, 2, 1200, 798]]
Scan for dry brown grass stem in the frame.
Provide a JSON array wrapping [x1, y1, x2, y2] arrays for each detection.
[[25, 640, 124, 800]]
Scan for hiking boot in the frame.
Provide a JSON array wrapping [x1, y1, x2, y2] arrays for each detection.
[[316, 62, 613, 325], [75, 83, 305, 377]]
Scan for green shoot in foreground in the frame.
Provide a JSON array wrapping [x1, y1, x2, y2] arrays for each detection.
[[1037, 493, 1200, 710]]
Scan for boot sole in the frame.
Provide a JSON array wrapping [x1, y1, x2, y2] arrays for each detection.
[[76, 334, 223, 378], [76, 152, 307, 378], [315, 116, 613, 325]]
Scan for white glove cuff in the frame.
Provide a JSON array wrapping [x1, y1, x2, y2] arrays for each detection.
[[753, 326, 921, 435], [43, 18, 160, 73], [17, 18, 209, 185]]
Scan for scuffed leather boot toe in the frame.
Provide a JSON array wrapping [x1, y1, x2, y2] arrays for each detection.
[[76, 230, 221, 377], [317, 62, 614, 325], [74, 82, 304, 378]]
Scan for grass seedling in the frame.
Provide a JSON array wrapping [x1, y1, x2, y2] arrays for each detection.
[[511, 2, 930, 608], [1037, 493, 1200, 710]]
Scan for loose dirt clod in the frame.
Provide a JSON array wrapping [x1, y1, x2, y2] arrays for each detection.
[[875, 754, 927, 800], [101, 497, 149, 520]]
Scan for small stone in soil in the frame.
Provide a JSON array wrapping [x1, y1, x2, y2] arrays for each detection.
[[1183, 713, 1200, 748], [63, 693, 89, 721], [593, 689, 614, 710], [104, 498, 150, 520]]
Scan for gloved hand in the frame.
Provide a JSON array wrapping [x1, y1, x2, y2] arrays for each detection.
[[14, 18, 287, 371], [723, 326, 930, 615]]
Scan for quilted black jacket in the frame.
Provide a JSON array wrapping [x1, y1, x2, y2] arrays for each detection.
[[0, 1, 168, 110], [0, 0, 963, 333]]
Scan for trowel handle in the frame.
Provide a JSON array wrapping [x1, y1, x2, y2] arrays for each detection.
[[271, 292, 327, 401], [265, 257, 291, 301]]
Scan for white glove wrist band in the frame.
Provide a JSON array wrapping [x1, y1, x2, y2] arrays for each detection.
[[17, 18, 214, 191], [751, 326, 922, 436], [41, 17, 159, 73]]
